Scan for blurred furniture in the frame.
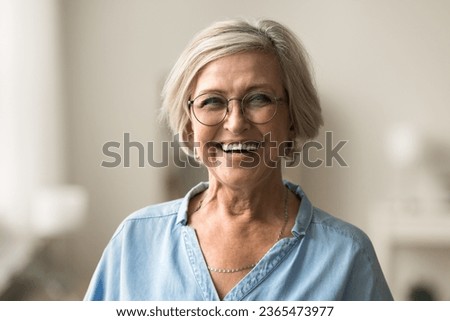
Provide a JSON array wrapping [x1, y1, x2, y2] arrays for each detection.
[[370, 203, 450, 300], [0, 232, 36, 295]]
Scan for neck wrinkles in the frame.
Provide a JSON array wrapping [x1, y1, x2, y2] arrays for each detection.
[[200, 176, 287, 222]]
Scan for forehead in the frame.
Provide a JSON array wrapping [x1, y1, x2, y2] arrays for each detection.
[[191, 51, 284, 95]]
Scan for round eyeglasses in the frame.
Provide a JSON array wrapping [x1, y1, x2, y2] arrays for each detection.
[[188, 91, 283, 126]]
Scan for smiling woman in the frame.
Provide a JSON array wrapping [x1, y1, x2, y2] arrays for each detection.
[[84, 18, 393, 301], [188, 52, 291, 186]]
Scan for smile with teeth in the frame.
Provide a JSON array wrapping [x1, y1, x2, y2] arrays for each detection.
[[221, 142, 260, 153]]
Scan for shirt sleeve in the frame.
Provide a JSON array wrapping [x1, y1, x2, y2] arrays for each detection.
[[342, 231, 393, 300], [84, 225, 125, 301]]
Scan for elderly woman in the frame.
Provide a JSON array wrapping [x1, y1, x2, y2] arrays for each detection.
[[85, 19, 393, 300]]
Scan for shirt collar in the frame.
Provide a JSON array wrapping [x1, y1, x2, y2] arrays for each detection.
[[176, 181, 208, 225], [176, 180, 314, 238], [284, 180, 313, 237]]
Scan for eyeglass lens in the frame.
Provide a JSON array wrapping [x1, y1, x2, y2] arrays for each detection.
[[190, 92, 278, 125]]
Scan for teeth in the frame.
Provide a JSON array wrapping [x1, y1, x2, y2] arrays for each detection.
[[222, 142, 259, 152]]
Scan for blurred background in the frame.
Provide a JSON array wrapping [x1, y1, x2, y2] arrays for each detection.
[[1, 0, 449, 300]]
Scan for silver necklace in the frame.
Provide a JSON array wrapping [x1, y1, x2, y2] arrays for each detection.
[[194, 187, 289, 274]]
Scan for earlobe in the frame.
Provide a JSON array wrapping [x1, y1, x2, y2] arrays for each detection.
[[193, 145, 200, 160]]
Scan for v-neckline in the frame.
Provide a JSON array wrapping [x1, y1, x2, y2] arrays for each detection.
[[182, 225, 299, 300]]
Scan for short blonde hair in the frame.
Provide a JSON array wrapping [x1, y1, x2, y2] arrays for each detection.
[[160, 18, 323, 151]]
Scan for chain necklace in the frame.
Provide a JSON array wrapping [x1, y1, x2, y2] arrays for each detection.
[[193, 187, 289, 274]]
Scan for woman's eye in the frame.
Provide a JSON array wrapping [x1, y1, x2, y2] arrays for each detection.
[[246, 93, 272, 106], [200, 96, 225, 108]]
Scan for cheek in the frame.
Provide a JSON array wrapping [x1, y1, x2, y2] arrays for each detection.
[[192, 125, 220, 160], [193, 127, 214, 146]]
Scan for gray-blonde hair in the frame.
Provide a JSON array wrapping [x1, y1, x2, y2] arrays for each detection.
[[160, 18, 323, 152]]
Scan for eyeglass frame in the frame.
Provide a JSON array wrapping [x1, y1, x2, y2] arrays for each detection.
[[187, 91, 284, 126]]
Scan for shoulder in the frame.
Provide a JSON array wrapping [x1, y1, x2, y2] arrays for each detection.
[[311, 207, 367, 238], [309, 206, 375, 252], [110, 198, 183, 239], [126, 198, 182, 221]]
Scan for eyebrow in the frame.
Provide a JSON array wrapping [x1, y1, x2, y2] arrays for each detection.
[[194, 83, 278, 97]]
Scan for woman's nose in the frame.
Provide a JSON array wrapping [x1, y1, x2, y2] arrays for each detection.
[[223, 100, 250, 134]]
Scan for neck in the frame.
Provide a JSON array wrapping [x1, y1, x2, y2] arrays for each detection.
[[202, 173, 286, 222]]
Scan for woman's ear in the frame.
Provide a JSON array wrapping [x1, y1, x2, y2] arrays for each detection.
[[183, 119, 194, 140], [179, 122, 194, 156]]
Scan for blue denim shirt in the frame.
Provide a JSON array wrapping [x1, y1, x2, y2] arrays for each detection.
[[84, 181, 393, 300]]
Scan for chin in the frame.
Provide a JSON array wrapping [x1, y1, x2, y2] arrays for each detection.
[[207, 158, 280, 188]]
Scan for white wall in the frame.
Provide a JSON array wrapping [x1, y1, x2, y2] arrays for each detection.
[[0, 0, 65, 232], [295, 0, 450, 226], [3, 0, 448, 299]]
